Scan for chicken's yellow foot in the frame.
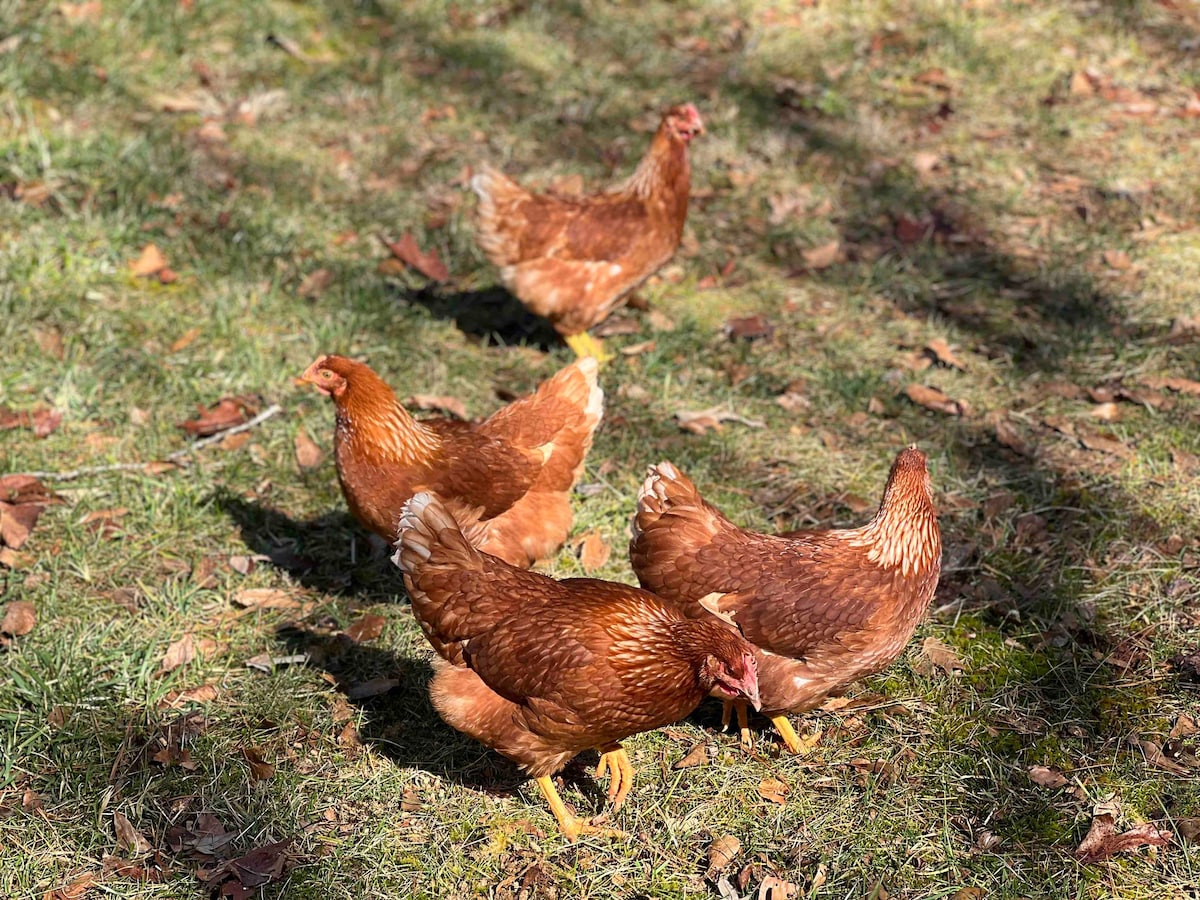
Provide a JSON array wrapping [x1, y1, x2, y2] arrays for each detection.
[[594, 743, 635, 809], [564, 332, 613, 363], [771, 715, 821, 755], [721, 700, 754, 749], [534, 776, 626, 842]]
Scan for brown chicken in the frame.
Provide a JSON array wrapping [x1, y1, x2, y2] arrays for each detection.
[[300, 354, 602, 568], [471, 104, 704, 361], [393, 491, 761, 841], [629, 447, 940, 754]]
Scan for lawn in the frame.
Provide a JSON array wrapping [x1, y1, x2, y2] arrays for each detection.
[[2, 0, 1199, 897]]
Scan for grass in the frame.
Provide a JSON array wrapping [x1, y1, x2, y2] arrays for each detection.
[[2, 0, 1199, 897]]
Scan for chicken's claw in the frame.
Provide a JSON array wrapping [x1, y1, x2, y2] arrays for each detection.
[[535, 776, 627, 842], [721, 700, 754, 750], [771, 715, 821, 755], [564, 331, 614, 364], [594, 743, 635, 809]]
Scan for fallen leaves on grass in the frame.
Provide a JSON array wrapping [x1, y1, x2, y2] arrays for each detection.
[[904, 384, 969, 417], [1102, 249, 1132, 270], [158, 684, 219, 710], [1142, 375, 1200, 396], [343, 613, 386, 643], [297, 268, 333, 299], [923, 338, 966, 370], [294, 430, 323, 470], [129, 243, 177, 283], [43, 873, 97, 900], [232, 588, 300, 610], [378, 232, 450, 282], [676, 406, 766, 435], [915, 636, 964, 675], [705, 834, 742, 879], [406, 394, 468, 420], [1127, 734, 1194, 777], [577, 531, 611, 572], [1075, 813, 1171, 863], [343, 677, 401, 701], [801, 240, 841, 270], [757, 777, 788, 805], [1041, 417, 1133, 459], [1, 475, 58, 551], [201, 838, 298, 899], [1029, 765, 1070, 789], [757, 875, 798, 900], [0, 405, 63, 438], [113, 811, 152, 855], [673, 742, 709, 769], [178, 396, 258, 437], [723, 314, 774, 342], [1, 600, 37, 639], [157, 634, 196, 675], [241, 746, 275, 781], [59, 1, 102, 23]]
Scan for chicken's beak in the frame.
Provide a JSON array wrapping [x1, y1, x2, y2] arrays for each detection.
[[744, 677, 761, 712]]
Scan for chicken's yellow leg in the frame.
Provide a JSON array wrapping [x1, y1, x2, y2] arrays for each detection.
[[771, 715, 821, 755], [594, 743, 635, 809], [564, 332, 613, 363], [534, 776, 626, 842], [722, 700, 754, 749]]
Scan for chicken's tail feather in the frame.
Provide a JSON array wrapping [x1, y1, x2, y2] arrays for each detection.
[[393, 492, 483, 577], [632, 461, 735, 544], [471, 164, 527, 268]]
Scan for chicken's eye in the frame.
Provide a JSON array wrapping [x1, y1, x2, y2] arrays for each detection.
[[320, 370, 334, 380]]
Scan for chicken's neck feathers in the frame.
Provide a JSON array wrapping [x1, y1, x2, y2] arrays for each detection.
[[336, 397, 441, 465], [614, 129, 690, 203], [839, 493, 940, 579]]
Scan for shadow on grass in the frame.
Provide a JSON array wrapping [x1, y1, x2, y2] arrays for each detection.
[[396, 284, 562, 351]]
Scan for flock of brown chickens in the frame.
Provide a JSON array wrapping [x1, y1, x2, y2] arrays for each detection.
[[300, 104, 943, 841]]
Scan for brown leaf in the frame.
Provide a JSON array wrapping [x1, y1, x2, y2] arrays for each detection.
[[232, 588, 298, 610], [1166, 315, 1200, 345], [923, 338, 966, 370], [1128, 734, 1191, 777], [157, 634, 196, 674], [1, 600, 36, 637], [297, 268, 333, 299], [619, 339, 656, 357], [113, 811, 152, 855], [912, 151, 941, 176], [241, 746, 275, 781], [59, 1, 102, 23], [1143, 375, 1200, 396], [379, 232, 450, 282], [1102, 249, 1131, 270], [920, 636, 964, 674], [1090, 401, 1120, 421], [406, 394, 468, 420], [400, 785, 422, 812], [0, 547, 34, 569], [723, 315, 774, 342], [705, 834, 742, 879], [949, 890, 986, 900], [169, 327, 201, 353], [129, 243, 168, 277], [904, 384, 969, 417], [294, 429, 323, 470], [801, 240, 841, 270], [178, 396, 257, 437], [344, 613, 386, 643], [758, 875, 798, 900], [43, 873, 97, 900], [1028, 765, 1069, 789], [548, 173, 584, 196], [673, 742, 709, 770], [1, 502, 43, 549], [1075, 813, 1171, 862], [895, 214, 930, 243], [758, 777, 788, 805], [35, 327, 65, 360], [205, 838, 296, 892], [344, 677, 400, 700], [1076, 429, 1133, 459], [675, 406, 765, 435], [993, 416, 1031, 456], [1070, 70, 1096, 96], [578, 532, 611, 573]]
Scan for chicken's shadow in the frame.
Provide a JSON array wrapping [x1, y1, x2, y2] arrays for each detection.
[[273, 625, 616, 807], [214, 491, 401, 604], [398, 285, 562, 352]]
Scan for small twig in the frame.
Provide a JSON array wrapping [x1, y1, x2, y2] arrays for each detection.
[[13, 404, 283, 482]]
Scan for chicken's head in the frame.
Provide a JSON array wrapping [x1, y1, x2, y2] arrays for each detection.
[[663, 103, 705, 143], [300, 354, 351, 398], [700, 644, 761, 711]]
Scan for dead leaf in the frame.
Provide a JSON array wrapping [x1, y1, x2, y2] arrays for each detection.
[[113, 811, 152, 855], [724, 315, 774, 341], [920, 636, 964, 674], [1075, 813, 1171, 862], [912, 151, 941, 176], [378, 232, 450, 282], [204, 838, 296, 894], [1, 600, 36, 637], [232, 588, 298, 610], [705, 834, 742, 879], [548, 173, 584, 196], [242, 746, 275, 781], [400, 785, 422, 811], [1029, 765, 1070, 789], [129, 243, 168, 277], [949, 890, 986, 900], [904, 384, 969, 417], [158, 634, 196, 674], [170, 327, 201, 353], [343, 613, 386, 643], [178, 396, 257, 437], [993, 416, 1031, 456], [1166, 315, 1199, 345], [1128, 734, 1191, 777], [43, 873, 97, 900], [1090, 401, 1120, 421], [673, 743, 709, 769], [758, 777, 788, 805], [676, 406, 766, 435], [619, 339, 656, 356], [59, 1, 102, 23], [758, 875, 798, 900], [297, 269, 333, 299], [801, 240, 841, 270], [0, 548, 33, 569], [294, 430, 323, 470], [344, 677, 401, 700], [406, 394, 468, 420], [1102, 249, 1132, 270], [1, 501, 43, 549], [578, 532, 611, 572], [923, 338, 966, 370], [1143, 375, 1200, 396], [36, 327, 65, 360], [159, 684, 219, 709]]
